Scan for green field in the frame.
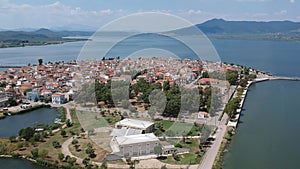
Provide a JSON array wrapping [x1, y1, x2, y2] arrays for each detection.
[[76, 110, 110, 131]]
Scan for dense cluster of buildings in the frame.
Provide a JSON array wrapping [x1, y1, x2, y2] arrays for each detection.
[[0, 61, 77, 107], [0, 57, 236, 108]]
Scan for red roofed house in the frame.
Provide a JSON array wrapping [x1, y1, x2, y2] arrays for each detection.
[[198, 78, 219, 85]]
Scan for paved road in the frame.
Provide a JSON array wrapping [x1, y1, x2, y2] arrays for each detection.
[[197, 86, 235, 169], [198, 114, 228, 169], [51, 104, 73, 133], [61, 137, 83, 164]]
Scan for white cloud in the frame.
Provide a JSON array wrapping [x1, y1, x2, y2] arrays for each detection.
[[0, 1, 123, 29], [188, 10, 202, 15], [290, 0, 295, 3], [275, 10, 288, 16], [0, 1, 298, 30]]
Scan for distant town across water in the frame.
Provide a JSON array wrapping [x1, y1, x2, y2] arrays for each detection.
[[1, 36, 300, 169], [1, 37, 300, 77]]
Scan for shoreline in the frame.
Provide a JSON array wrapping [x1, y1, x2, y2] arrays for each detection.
[[0, 105, 71, 169], [1, 104, 51, 119], [0, 39, 87, 49], [213, 76, 300, 169], [1, 75, 300, 169]]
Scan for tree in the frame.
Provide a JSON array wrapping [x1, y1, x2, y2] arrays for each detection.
[[202, 71, 209, 78], [71, 139, 78, 145], [100, 161, 108, 169], [0, 143, 8, 155], [226, 70, 238, 85], [58, 153, 64, 161], [239, 78, 248, 88], [172, 152, 180, 161], [31, 148, 39, 158], [61, 130, 67, 137], [67, 157, 76, 166], [0, 81, 6, 88], [248, 74, 257, 80], [82, 157, 90, 166], [39, 149, 48, 159], [86, 146, 96, 158], [38, 58, 43, 65], [7, 97, 17, 107], [154, 145, 163, 157], [66, 119, 73, 127], [243, 67, 250, 75], [74, 144, 80, 151], [52, 141, 60, 148], [162, 80, 170, 91], [224, 97, 241, 117], [161, 165, 168, 169], [19, 127, 35, 141], [126, 158, 134, 169]]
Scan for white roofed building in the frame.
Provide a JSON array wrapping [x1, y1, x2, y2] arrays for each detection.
[[110, 133, 160, 157], [115, 118, 154, 133]]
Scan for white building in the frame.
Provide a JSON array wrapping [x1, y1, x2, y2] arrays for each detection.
[[52, 93, 66, 104], [115, 118, 154, 133], [110, 133, 160, 157]]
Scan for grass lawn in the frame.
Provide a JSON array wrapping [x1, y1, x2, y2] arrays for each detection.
[[69, 137, 109, 162], [107, 159, 126, 165], [156, 120, 196, 136], [36, 109, 82, 162], [76, 110, 110, 131], [10, 109, 84, 165], [161, 153, 200, 165]]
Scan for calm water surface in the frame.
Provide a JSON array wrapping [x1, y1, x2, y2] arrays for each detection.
[[223, 80, 300, 169], [0, 158, 47, 169], [0, 107, 58, 137], [1, 37, 300, 168]]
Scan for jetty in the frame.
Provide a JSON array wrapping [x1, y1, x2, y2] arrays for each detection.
[[270, 76, 300, 81]]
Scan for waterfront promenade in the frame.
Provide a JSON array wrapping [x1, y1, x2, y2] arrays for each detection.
[[198, 74, 300, 169]]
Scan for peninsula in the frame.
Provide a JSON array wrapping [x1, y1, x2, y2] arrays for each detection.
[[0, 57, 273, 169]]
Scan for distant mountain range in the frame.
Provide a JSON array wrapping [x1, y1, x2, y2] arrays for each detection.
[[1, 19, 300, 44], [197, 19, 300, 34], [169, 19, 300, 41], [0, 28, 94, 48], [0, 28, 93, 42]]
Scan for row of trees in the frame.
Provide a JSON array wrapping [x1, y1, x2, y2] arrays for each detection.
[[76, 77, 222, 118]]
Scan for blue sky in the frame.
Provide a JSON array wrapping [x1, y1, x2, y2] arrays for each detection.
[[1, 0, 299, 29]]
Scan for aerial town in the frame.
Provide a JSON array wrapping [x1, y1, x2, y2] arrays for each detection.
[[0, 57, 237, 108], [0, 57, 264, 168]]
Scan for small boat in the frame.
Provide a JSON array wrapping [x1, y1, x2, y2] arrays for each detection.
[[3, 112, 11, 116]]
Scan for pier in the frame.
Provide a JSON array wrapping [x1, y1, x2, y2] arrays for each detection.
[[270, 76, 300, 81]]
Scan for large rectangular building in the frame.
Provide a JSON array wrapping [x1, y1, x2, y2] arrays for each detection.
[[115, 118, 154, 133], [110, 133, 159, 157]]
